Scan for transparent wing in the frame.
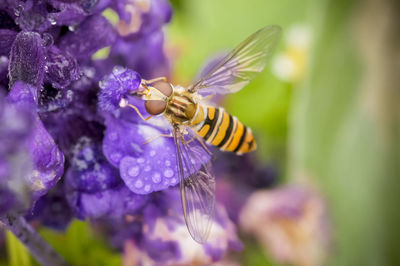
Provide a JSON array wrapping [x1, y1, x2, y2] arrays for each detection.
[[189, 25, 281, 95], [173, 126, 216, 243]]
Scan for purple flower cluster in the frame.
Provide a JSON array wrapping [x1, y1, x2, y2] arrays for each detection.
[[0, 0, 243, 262]]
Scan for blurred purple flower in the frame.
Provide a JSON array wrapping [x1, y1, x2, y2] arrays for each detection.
[[214, 152, 277, 222], [239, 184, 331, 266], [0, 90, 33, 216], [6, 82, 64, 202], [115, 0, 172, 38], [26, 182, 73, 231], [103, 189, 242, 265]]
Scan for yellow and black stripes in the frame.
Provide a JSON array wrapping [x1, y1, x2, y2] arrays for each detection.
[[193, 106, 256, 154]]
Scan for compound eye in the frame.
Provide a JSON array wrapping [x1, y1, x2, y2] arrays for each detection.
[[145, 100, 166, 115], [153, 81, 172, 97]]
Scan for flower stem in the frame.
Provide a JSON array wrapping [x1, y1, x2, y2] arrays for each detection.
[[1, 213, 68, 266]]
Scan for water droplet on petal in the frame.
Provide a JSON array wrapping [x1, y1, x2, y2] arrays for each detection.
[[144, 185, 151, 192], [171, 178, 177, 183], [137, 158, 145, 163], [109, 132, 119, 141], [48, 17, 57, 25], [149, 150, 156, 157], [68, 24, 77, 32], [135, 179, 143, 188], [41, 33, 54, 47], [110, 153, 121, 162], [112, 66, 125, 75], [164, 168, 174, 178], [144, 165, 151, 172], [14, 5, 24, 17], [165, 160, 171, 167], [128, 166, 140, 177], [152, 172, 161, 183]]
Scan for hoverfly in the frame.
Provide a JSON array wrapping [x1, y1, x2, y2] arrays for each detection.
[[123, 26, 281, 243]]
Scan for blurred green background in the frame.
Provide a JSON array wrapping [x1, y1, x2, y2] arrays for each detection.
[[3, 0, 400, 265]]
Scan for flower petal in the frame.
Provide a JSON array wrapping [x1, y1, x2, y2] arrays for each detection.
[[9, 31, 45, 88], [59, 14, 117, 59], [98, 66, 141, 114], [45, 45, 80, 89], [103, 115, 179, 194], [67, 184, 148, 219], [7, 82, 64, 201]]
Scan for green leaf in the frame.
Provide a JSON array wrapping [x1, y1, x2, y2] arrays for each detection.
[[5, 230, 32, 266]]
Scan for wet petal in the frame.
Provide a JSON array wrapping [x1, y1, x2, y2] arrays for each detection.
[[14, 1, 51, 32], [45, 45, 80, 89], [59, 14, 117, 59], [103, 115, 179, 194], [110, 30, 169, 79], [66, 138, 120, 193], [98, 66, 141, 114], [46, 3, 87, 26], [7, 82, 65, 201], [67, 184, 149, 219], [9, 31, 45, 88]]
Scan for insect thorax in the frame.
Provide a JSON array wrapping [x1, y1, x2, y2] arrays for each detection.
[[164, 89, 198, 125]]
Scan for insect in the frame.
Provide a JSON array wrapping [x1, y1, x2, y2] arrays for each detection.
[[123, 26, 281, 243]]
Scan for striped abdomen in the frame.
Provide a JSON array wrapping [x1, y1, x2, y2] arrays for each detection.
[[191, 106, 256, 155]]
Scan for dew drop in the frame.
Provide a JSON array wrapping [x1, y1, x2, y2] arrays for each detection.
[[144, 185, 151, 192], [137, 158, 145, 163], [134, 179, 143, 188], [152, 172, 161, 183], [165, 160, 171, 167], [14, 5, 24, 17], [144, 165, 151, 172], [48, 17, 57, 25], [109, 132, 118, 141], [68, 24, 77, 32], [110, 153, 121, 162], [128, 166, 140, 177], [41, 33, 54, 47], [112, 66, 125, 75], [149, 150, 156, 157], [171, 178, 177, 183], [163, 168, 174, 178]]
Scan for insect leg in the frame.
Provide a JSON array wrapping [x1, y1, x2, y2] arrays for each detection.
[[120, 99, 154, 121], [143, 134, 173, 144], [142, 77, 167, 85]]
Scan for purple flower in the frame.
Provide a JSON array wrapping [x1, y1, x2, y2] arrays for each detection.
[[106, 189, 242, 264], [98, 66, 142, 114], [239, 184, 331, 266], [9, 31, 45, 88], [59, 14, 117, 60], [44, 45, 80, 89], [6, 82, 64, 202], [110, 30, 170, 79], [26, 182, 73, 231], [115, 0, 172, 38], [65, 136, 148, 219], [0, 90, 33, 215]]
